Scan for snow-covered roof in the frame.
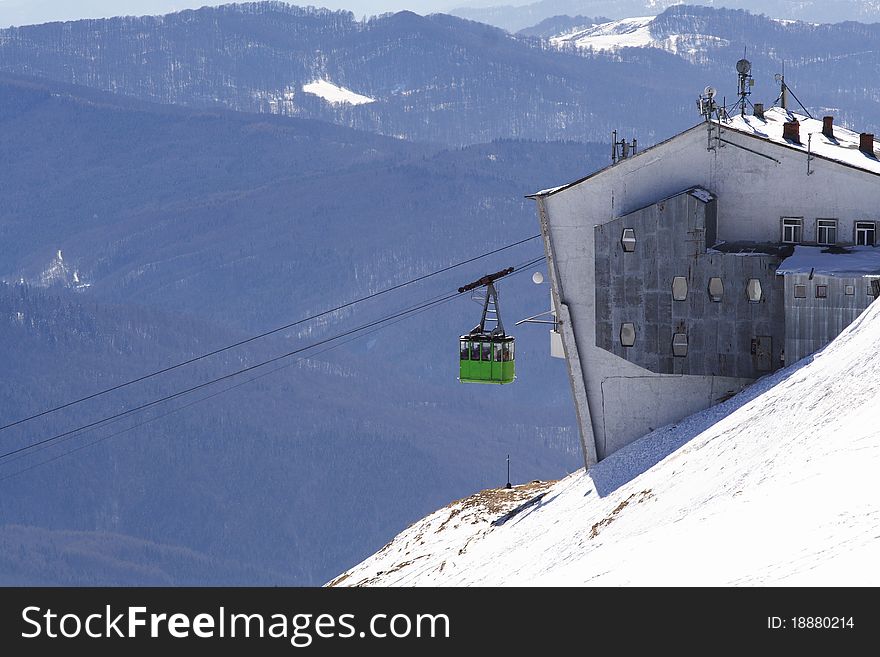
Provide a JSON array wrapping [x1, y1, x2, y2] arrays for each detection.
[[529, 105, 880, 200], [719, 107, 880, 177], [777, 245, 880, 278]]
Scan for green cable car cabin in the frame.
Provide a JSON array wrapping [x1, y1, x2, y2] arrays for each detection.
[[457, 268, 516, 384], [459, 334, 515, 384]]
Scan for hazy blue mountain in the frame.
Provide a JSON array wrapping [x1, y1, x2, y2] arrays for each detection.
[[453, 0, 880, 33], [0, 1, 228, 28], [0, 74, 602, 584], [545, 5, 880, 132], [3, 3, 880, 150], [0, 2, 716, 145]]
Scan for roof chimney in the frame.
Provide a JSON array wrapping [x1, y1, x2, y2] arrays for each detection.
[[859, 133, 875, 156], [782, 120, 801, 144], [753, 103, 764, 119], [822, 116, 834, 139]]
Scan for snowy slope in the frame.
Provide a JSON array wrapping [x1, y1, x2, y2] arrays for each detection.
[[332, 301, 880, 586], [549, 15, 728, 55]]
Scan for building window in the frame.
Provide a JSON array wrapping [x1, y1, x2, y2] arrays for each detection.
[[621, 228, 636, 252], [856, 221, 876, 246], [781, 217, 803, 243], [816, 285, 827, 299], [746, 279, 762, 302], [671, 276, 688, 301], [794, 284, 807, 298], [620, 323, 636, 347], [870, 280, 880, 297], [672, 332, 688, 357], [817, 219, 837, 245], [708, 277, 723, 302], [845, 285, 855, 296]]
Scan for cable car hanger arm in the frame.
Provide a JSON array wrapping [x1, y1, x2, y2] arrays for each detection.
[[457, 267, 514, 293]]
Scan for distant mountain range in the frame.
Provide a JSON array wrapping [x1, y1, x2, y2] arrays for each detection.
[[452, 1, 880, 33], [3, 3, 880, 149], [542, 5, 880, 132], [516, 13, 609, 37], [0, 2, 697, 145]]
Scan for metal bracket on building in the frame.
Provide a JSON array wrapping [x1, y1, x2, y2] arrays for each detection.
[[515, 309, 560, 329]]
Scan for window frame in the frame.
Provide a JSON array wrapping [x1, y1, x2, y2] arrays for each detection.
[[781, 217, 803, 244], [794, 284, 807, 299], [620, 323, 636, 348], [708, 277, 724, 302], [856, 221, 876, 246], [672, 332, 688, 358], [671, 276, 688, 301], [816, 218, 838, 246], [816, 285, 828, 299], [746, 278, 763, 303]]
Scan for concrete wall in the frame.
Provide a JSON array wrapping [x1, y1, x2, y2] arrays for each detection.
[[537, 121, 880, 464], [710, 125, 880, 246], [594, 189, 785, 379], [783, 273, 876, 363]]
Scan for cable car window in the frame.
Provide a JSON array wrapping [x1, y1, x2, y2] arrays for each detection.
[[494, 343, 503, 361], [481, 343, 491, 361], [509, 342, 515, 360], [471, 342, 480, 360], [502, 344, 511, 361], [460, 340, 469, 360]]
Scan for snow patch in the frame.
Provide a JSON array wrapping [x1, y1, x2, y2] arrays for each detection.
[[549, 16, 729, 58], [777, 245, 880, 277], [688, 187, 714, 203], [33, 250, 90, 290], [302, 80, 376, 106], [551, 17, 655, 52]]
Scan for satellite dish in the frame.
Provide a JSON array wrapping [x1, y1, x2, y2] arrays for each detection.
[[703, 86, 716, 99], [532, 271, 544, 285], [736, 58, 752, 75]]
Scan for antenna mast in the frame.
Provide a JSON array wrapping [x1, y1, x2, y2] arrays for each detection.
[[736, 55, 753, 117], [776, 61, 788, 111]]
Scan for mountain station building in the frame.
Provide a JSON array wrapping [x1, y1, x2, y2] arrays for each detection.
[[531, 104, 880, 467]]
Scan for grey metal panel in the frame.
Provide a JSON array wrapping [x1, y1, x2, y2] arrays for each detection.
[[593, 189, 786, 380], [704, 198, 718, 248], [784, 273, 875, 363]]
